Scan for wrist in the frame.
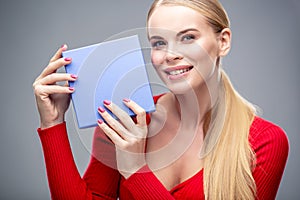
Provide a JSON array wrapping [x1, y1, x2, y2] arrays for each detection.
[[40, 120, 64, 130], [40, 114, 65, 130]]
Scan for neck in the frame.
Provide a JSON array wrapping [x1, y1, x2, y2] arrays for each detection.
[[174, 70, 220, 130]]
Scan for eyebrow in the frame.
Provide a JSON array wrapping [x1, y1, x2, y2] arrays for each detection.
[[177, 28, 199, 37], [149, 28, 199, 41], [149, 35, 164, 41]]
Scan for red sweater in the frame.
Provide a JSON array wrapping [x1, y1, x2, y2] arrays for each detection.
[[38, 102, 288, 200]]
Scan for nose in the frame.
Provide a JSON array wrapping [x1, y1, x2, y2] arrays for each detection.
[[165, 49, 183, 63]]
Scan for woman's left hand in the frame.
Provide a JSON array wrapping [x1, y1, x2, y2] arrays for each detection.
[[97, 99, 147, 179]]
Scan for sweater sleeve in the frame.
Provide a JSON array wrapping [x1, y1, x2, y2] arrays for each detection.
[[38, 122, 120, 200], [122, 165, 175, 199], [250, 118, 289, 200]]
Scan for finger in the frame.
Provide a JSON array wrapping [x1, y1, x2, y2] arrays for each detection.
[[39, 57, 72, 80], [103, 100, 136, 131], [38, 73, 77, 85], [50, 44, 67, 62], [97, 120, 127, 148], [34, 84, 74, 96], [123, 99, 147, 127], [98, 107, 131, 140]]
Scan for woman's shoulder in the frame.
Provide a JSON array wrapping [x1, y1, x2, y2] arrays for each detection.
[[250, 116, 279, 130], [153, 93, 166, 104], [147, 93, 174, 124], [153, 92, 172, 104], [249, 116, 289, 152], [250, 116, 286, 137]]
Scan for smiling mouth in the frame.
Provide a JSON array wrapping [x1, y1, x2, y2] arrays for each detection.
[[166, 66, 193, 76]]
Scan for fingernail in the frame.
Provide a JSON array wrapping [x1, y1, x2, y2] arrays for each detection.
[[71, 74, 77, 79], [69, 87, 75, 91], [98, 107, 105, 113], [64, 57, 72, 61], [123, 98, 130, 103], [103, 100, 111, 106], [98, 119, 104, 124], [61, 44, 67, 51]]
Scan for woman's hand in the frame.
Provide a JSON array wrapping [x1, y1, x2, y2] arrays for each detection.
[[33, 45, 77, 129], [97, 99, 147, 179]]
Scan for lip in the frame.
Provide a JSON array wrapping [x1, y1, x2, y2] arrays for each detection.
[[164, 65, 194, 80]]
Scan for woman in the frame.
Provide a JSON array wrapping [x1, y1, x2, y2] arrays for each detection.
[[33, 0, 289, 199]]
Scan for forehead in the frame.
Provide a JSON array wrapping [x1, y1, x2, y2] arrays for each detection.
[[148, 5, 209, 35]]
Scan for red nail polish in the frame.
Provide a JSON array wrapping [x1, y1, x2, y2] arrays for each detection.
[[61, 44, 67, 51], [71, 74, 77, 79], [64, 57, 72, 61], [123, 98, 130, 103], [103, 100, 111, 106], [98, 119, 104, 124], [98, 107, 105, 113], [69, 87, 75, 91]]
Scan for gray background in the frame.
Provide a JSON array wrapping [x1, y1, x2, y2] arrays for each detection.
[[0, 0, 299, 199]]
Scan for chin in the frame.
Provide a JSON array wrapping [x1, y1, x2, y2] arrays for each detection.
[[165, 80, 197, 95]]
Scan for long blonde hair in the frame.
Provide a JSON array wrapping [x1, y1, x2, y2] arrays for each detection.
[[148, 1, 257, 199]]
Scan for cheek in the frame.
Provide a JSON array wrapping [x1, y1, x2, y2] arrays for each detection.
[[199, 39, 219, 61], [151, 50, 165, 67], [186, 43, 217, 80], [179, 43, 213, 68]]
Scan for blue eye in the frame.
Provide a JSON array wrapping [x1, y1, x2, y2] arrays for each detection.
[[182, 34, 195, 41], [151, 40, 166, 49]]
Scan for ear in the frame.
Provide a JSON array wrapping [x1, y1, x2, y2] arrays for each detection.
[[218, 28, 231, 57]]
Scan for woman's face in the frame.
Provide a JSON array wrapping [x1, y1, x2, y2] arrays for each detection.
[[148, 5, 225, 94]]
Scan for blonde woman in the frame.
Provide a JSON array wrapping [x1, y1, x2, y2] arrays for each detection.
[[33, 0, 288, 199]]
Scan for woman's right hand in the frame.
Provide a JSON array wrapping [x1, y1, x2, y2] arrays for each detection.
[[33, 45, 77, 129]]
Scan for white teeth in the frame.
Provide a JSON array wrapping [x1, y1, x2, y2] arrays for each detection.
[[168, 68, 191, 75]]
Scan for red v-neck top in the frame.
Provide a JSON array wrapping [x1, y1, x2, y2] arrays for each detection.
[[37, 95, 288, 199]]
